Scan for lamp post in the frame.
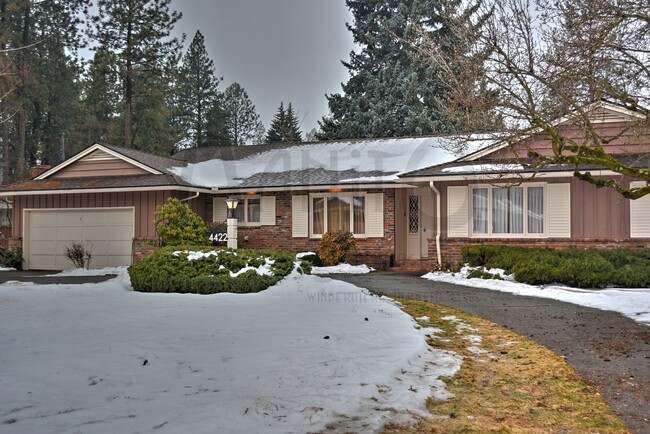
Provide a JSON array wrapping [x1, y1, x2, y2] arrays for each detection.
[[225, 196, 239, 249]]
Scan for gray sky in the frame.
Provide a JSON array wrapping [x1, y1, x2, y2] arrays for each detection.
[[171, 0, 357, 136]]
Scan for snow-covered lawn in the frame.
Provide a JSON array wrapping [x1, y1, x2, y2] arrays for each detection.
[[424, 266, 650, 326], [311, 263, 375, 275], [0, 268, 460, 433]]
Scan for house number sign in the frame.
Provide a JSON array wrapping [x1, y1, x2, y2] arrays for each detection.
[[209, 233, 228, 242]]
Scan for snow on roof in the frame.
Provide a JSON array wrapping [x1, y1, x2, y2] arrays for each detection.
[[441, 163, 524, 173], [169, 136, 493, 189]]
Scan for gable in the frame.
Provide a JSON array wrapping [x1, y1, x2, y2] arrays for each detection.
[[51, 149, 150, 179], [36, 144, 163, 180], [461, 102, 649, 162]]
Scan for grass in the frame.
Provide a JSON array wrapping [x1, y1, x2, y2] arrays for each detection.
[[382, 298, 630, 434]]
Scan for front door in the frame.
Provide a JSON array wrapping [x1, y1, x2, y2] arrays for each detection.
[[406, 189, 433, 260]]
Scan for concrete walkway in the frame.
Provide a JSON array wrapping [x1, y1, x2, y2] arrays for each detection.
[[331, 272, 650, 434]]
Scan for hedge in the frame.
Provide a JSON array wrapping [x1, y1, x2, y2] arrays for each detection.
[[460, 245, 650, 289], [128, 247, 309, 294]]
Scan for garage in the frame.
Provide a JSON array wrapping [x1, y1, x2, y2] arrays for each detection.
[[25, 208, 135, 270]]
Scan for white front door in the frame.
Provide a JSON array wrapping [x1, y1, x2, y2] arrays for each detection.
[[406, 188, 433, 260]]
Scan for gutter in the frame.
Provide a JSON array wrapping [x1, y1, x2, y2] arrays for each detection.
[[180, 191, 200, 202], [429, 181, 442, 268]]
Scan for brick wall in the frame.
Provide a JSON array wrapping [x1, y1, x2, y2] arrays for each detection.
[[439, 238, 650, 268], [233, 190, 396, 269], [0, 227, 10, 250], [132, 238, 158, 262]]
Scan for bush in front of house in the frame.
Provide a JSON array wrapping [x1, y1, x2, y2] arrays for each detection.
[[0, 247, 23, 270], [460, 245, 650, 289], [153, 197, 210, 247], [128, 247, 307, 294], [318, 230, 356, 266]]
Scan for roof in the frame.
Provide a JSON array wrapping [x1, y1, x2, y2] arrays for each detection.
[[169, 136, 494, 189], [399, 153, 650, 180]]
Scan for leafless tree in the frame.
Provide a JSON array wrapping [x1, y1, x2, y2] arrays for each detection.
[[414, 0, 650, 199]]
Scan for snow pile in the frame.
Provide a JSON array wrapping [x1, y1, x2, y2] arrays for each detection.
[[312, 263, 375, 275], [0, 267, 16, 272], [0, 270, 461, 433], [441, 163, 522, 173], [46, 266, 124, 277], [423, 265, 650, 326], [170, 136, 494, 188]]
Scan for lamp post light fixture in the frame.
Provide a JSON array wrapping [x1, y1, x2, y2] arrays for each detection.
[[225, 196, 239, 249]]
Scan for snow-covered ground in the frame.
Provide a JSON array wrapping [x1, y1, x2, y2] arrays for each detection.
[[423, 266, 650, 326], [0, 268, 461, 433], [311, 263, 375, 275], [0, 267, 16, 272]]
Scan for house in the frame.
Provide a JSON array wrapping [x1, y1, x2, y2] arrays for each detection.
[[0, 102, 648, 270]]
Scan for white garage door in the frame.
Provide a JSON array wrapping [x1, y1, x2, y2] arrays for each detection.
[[26, 208, 135, 270]]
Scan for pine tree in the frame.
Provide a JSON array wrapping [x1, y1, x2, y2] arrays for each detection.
[[266, 102, 302, 143], [91, 0, 182, 149], [175, 30, 221, 148], [318, 0, 492, 140], [222, 83, 264, 145]]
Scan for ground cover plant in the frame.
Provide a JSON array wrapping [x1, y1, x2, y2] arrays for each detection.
[[128, 247, 307, 294], [460, 245, 650, 288], [384, 299, 629, 433]]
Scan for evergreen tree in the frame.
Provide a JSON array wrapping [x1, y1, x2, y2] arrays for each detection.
[[222, 82, 264, 145], [266, 102, 302, 143], [318, 0, 492, 140], [175, 30, 221, 148], [204, 96, 231, 146], [91, 0, 182, 150]]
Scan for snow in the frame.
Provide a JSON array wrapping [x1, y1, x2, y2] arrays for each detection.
[[0, 268, 462, 433], [46, 266, 124, 277], [311, 264, 375, 275], [423, 266, 650, 326], [441, 163, 522, 173], [0, 267, 16, 272], [295, 251, 316, 259], [170, 136, 494, 188]]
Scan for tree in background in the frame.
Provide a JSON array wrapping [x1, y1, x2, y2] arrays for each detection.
[[417, 0, 650, 198], [266, 102, 302, 143], [222, 82, 264, 145], [318, 0, 494, 140], [175, 30, 221, 148], [91, 0, 182, 150]]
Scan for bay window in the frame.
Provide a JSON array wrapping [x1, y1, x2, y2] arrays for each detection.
[[471, 185, 545, 237], [311, 194, 366, 236]]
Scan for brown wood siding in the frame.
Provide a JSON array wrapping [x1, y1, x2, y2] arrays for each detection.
[[171, 191, 208, 221], [487, 122, 650, 159], [436, 177, 631, 240], [12, 191, 176, 239], [51, 160, 149, 178]]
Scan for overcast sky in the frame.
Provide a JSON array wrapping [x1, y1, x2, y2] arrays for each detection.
[[171, 0, 357, 136]]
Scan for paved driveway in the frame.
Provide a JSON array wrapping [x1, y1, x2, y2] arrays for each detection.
[[331, 272, 650, 434], [0, 270, 116, 285]]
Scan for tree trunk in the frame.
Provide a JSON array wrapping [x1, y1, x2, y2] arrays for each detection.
[[16, 3, 31, 180], [0, 0, 9, 184], [124, 18, 133, 148]]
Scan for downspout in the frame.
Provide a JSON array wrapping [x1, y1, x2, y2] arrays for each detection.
[[180, 192, 200, 203], [429, 181, 442, 268]]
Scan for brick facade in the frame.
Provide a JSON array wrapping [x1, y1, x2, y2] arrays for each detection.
[[227, 190, 396, 270], [0, 226, 10, 250], [132, 238, 158, 262], [437, 238, 650, 268]]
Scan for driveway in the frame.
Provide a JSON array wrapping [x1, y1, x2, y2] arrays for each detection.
[[0, 270, 116, 285], [331, 272, 650, 434]]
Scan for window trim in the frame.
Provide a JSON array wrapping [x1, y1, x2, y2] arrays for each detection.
[[469, 183, 547, 239], [233, 195, 262, 227], [309, 192, 367, 239]]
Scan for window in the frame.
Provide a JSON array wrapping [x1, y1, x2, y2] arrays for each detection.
[[311, 194, 366, 236], [471, 185, 544, 237], [234, 196, 261, 225]]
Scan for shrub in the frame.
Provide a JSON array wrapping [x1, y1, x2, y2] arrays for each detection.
[[153, 198, 210, 246], [0, 247, 23, 270], [466, 268, 503, 280], [128, 247, 308, 294], [459, 245, 650, 289], [64, 241, 93, 269], [318, 230, 356, 266]]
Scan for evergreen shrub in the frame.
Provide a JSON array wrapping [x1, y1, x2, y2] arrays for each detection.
[[128, 247, 308, 294], [0, 247, 23, 270], [153, 198, 210, 247], [318, 230, 356, 266], [460, 245, 650, 288]]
